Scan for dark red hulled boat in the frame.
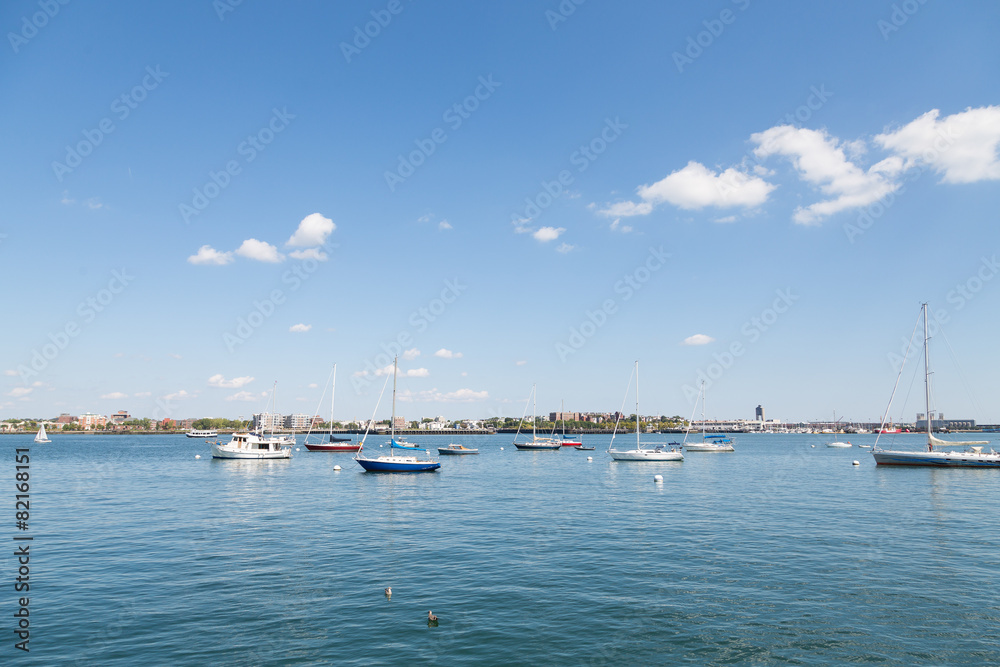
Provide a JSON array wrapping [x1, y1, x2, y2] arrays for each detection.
[[304, 441, 361, 452]]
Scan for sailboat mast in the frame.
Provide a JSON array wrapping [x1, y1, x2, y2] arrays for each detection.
[[561, 399, 565, 438], [922, 303, 932, 441], [391, 356, 398, 441], [635, 361, 640, 447], [330, 364, 337, 440], [532, 384, 536, 440], [701, 381, 706, 440]]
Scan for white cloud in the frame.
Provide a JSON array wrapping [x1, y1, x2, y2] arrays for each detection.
[[601, 162, 774, 218], [308, 383, 318, 389], [289, 324, 312, 333], [163, 390, 191, 401], [236, 238, 284, 263], [361, 365, 431, 378], [397, 388, 489, 403], [556, 243, 576, 254], [134, 392, 152, 397], [402, 348, 421, 360], [511, 218, 533, 234], [226, 390, 266, 402], [188, 245, 234, 265], [609, 218, 633, 233], [3, 370, 18, 376], [682, 334, 715, 346], [208, 374, 254, 389], [85, 198, 104, 210], [515, 360, 527, 366], [752, 125, 898, 225], [600, 201, 654, 217], [100, 392, 128, 399], [713, 215, 737, 223], [287, 213, 335, 247], [7, 387, 32, 397], [434, 348, 463, 359], [417, 214, 433, 223], [533, 226, 565, 242], [168, 353, 182, 359], [438, 220, 452, 230], [875, 106, 1000, 184], [288, 248, 328, 261]]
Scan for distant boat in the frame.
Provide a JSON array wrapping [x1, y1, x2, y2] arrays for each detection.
[[825, 410, 851, 447], [608, 361, 683, 462], [574, 445, 595, 451], [212, 382, 292, 459], [437, 444, 478, 455], [558, 400, 582, 446], [512, 385, 562, 450], [186, 428, 218, 439], [303, 364, 361, 452], [682, 381, 734, 452], [34, 424, 50, 443], [355, 357, 440, 472], [872, 303, 998, 467]]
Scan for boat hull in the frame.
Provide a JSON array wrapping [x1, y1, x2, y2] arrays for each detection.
[[211, 445, 291, 460], [684, 444, 734, 452], [437, 447, 478, 455], [827, 442, 852, 448], [609, 448, 684, 461], [355, 456, 441, 472], [514, 443, 562, 450], [303, 443, 361, 452], [872, 450, 1000, 467]]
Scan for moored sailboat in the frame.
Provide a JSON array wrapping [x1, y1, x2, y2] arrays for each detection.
[[34, 424, 51, 443], [872, 303, 998, 467], [608, 361, 683, 462], [303, 364, 361, 452], [512, 385, 562, 450], [682, 381, 735, 452], [354, 357, 440, 472]]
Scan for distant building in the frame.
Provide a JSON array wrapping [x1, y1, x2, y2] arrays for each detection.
[[916, 412, 974, 431], [55, 413, 76, 425], [253, 413, 283, 431], [755, 405, 765, 422], [110, 410, 131, 424], [283, 413, 312, 429], [392, 416, 407, 430], [311, 415, 324, 428], [78, 412, 107, 430], [549, 412, 582, 422], [176, 419, 195, 430]]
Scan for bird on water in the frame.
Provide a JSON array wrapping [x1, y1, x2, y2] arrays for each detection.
[[384, 588, 392, 598], [427, 610, 438, 626]]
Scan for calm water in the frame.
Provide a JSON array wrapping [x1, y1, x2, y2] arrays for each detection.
[[9, 432, 1000, 665]]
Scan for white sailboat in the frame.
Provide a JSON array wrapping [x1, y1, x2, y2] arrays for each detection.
[[872, 303, 998, 467], [34, 424, 51, 443], [682, 381, 735, 452], [608, 361, 683, 461], [826, 410, 852, 447], [512, 384, 562, 450], [355, 357, 440, 472]]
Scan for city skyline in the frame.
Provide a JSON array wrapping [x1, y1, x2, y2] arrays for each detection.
[[3, 2, 1000, 424]]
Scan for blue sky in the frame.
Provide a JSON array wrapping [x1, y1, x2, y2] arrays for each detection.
[[3, 1, 1000, 425]]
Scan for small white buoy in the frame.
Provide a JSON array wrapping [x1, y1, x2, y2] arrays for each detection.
[[195, 454, 201, 459], [653, 474, 663, 483], [379, 444, 383, 448], [811, 445, 815, 448], [500, 447, 504, 450], [333, 465, 342, 471], [296, 448, 301, 451], [852, 460, 860, 466], [587, 456, 593, 461]]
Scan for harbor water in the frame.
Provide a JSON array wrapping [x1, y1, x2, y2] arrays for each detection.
[[11, 432, 1000, 665]]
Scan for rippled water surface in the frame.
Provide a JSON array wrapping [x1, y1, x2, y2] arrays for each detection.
[[11, 433, 1000, 664]]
